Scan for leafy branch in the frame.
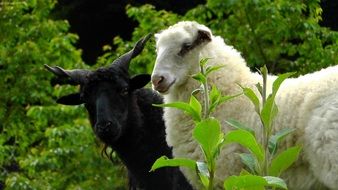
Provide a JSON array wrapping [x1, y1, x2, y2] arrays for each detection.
[[151, 59, 301, 190], [224, 66, 301, 190], [152, 58, 239, 190]]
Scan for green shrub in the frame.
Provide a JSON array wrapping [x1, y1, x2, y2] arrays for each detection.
[[0, 0, 127, 189], [102, 0, 338, 76]]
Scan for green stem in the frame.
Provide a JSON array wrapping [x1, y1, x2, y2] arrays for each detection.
[[262, 129, 269, 176], [208, 169, 214, 190], [262, 67, 267, 106], [208, 159, 215, 190], [200, 63, 215, 190], [261, 67, 269, 176], [201, 65, 210, 119]]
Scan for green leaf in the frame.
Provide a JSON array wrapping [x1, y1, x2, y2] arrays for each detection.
[[269, 128, 296, 155], [209, 85, 221, 114], [260, 65, 268, 86], [189, 95, 202, 121], [240, 86, 260, 114], [210, 85, 221, 106], [219, 93, 242, 105], [260, 65, 268, 79], [196, 161, 209, 177], [239, 153, 258, 174], [192, 72, 207, 84], [224, 175, 287, 190], [263, 176, 288, 189], [200, 57, 211, 67], [255, 82, 263, 97], [191, 88, 202, 96], [269, 146, 302, 176], [153, 102, 201, 121], [239, 169, 252, 176], [150, 156, 196, 172], [196, 161, 210, 187], [260, 70, 294, 131], [153, 102, 191, 112], [224, 130, 264, 161], [193, 118, 222, 162], [272, 72, 295, 95], [225, 119, 255, 136], [205, 65, 226, 76], [260, 96, 278, 130], [209, 90, 241, 115], [212, 134, 226, 159], [224, 175, 267, 190]]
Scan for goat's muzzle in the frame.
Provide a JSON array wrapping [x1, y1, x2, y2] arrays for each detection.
[[95, 121, 121, 143]]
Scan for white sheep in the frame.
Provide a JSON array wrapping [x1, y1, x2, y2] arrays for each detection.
[[151, 21, 338, 190]]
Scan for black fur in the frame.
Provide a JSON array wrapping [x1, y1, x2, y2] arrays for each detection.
[[45, 34, 192, 190]]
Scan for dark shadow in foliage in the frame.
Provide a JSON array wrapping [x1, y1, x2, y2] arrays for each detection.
[[52, 0, 204, 64], [45, 34, 193, 190]]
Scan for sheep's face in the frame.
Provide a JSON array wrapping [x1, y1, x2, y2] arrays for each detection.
[[54, 68, 150, 144], [151, 21, 212, 95]]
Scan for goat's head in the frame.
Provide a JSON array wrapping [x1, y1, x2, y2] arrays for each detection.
[[45, 34, 151, 144], [151, 21, 212, 94]]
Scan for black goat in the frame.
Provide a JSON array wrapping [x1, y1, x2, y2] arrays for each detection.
[[45, 34, 192, 190]]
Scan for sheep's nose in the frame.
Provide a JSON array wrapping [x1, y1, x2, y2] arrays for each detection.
[[151, 75, 165, 88]]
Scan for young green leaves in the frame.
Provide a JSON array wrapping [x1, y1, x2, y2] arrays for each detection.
[[224, 65, 301, 189], [154, 95, 202, 122], [152, 60, 301, 190], [152, 58, 239, 190], [224, 175, 287, 190]]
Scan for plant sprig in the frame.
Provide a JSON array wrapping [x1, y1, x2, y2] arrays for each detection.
[[152, 59, 301, 190]]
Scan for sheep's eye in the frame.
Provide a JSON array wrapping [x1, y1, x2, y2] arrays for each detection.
[[120, 87, 129, 96], [178, 42, 193, 56], [182, 43, 192, 50]]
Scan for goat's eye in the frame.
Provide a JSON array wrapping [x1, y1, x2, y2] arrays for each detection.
[[80, 94, 85, 101], [120, 87, 129, 96]]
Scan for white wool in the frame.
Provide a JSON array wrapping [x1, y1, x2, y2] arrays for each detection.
[[152, 21, 338, 190]]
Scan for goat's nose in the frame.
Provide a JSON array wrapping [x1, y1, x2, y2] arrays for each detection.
[[151, 75, 165, 88], [96, 121, 113, 131], [105, 121, 113, 127]]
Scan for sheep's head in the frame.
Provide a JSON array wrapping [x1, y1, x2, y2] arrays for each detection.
[[45, 34, 151, 144], [151, 21, 212, 94]]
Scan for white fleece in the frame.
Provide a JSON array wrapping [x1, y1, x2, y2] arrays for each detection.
[[151, 21, 338, 190]]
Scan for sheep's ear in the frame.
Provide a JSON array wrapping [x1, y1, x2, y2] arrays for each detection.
[[130, 74, 151, 90], [197, 29, 211, 44], [56, 93, 83, 105]]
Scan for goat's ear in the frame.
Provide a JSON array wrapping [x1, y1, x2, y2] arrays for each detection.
[[130, 74, 151, 90], [56, 93, 83, 105]]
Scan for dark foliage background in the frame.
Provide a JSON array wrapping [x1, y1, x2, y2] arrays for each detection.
[[52, 0, 337, 66], [52, 0, 204, 64]]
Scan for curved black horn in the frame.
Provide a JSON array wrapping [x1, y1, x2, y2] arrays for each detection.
[[112, 33, 152, 71], [44, 64, 90, 85]]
